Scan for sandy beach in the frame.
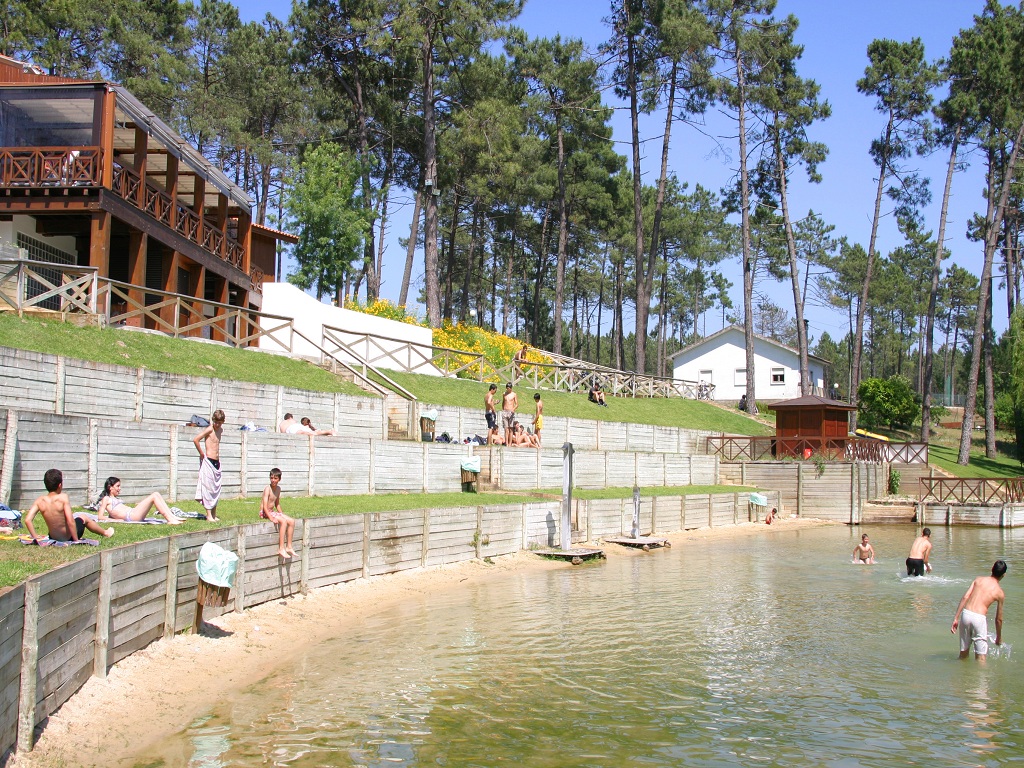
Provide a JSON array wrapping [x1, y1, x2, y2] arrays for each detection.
[[11, 516, 836, 768]]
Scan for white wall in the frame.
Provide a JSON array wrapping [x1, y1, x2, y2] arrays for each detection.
[[259, 283, 437, 373], [0, 215, 78, 261], [671, 328, 823, 401]]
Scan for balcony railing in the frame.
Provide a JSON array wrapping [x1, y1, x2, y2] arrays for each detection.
[[0, 147, 101, 187], [919, 477, 1024, 504]]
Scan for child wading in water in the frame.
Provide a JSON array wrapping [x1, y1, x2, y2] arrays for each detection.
[[261, 467, 296, 559], [194, 409, 224, 521]]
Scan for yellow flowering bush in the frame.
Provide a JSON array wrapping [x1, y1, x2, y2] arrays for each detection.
[[344, 298, 423, 326]]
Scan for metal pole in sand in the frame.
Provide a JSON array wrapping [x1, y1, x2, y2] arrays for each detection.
[[561, 442, 574, 551], [631, 485, 641, 539]]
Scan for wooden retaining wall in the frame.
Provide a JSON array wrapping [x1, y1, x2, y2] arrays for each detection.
[[0, 410, 722, 509], [0, 490, 759, 760], [0, 346, 719, 454], [717, 461, 888, 522], [918, 502, 1024, 527]]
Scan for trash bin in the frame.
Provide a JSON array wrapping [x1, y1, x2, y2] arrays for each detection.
[[193, 541, 238, 634], [420, 416, 435, 442], [460, 457, 481, 492]]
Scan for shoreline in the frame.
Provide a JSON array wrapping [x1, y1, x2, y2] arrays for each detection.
[[11, 517, 837, 768]]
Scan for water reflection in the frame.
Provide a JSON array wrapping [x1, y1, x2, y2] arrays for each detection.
[[133, 526, 1024, 768]]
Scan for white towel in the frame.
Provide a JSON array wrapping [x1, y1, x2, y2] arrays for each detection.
[[195, 457, 222, 510]]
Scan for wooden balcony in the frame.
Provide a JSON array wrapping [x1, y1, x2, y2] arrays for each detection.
[[0, 147, 256, 291]]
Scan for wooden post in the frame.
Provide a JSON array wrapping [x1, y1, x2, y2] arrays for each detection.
[[421, 508, 430, 566], [299, 519, 311, 594], [234, 528, 246, 613], [362, 514, 371, 578], [707, 494, 713, 528], [168, 424, 178, 503], [88, 210, 111, 274], [164, 536, 179, 637], [17, 579, 39, 754], [135, 367, 145, 420], [87, 419, 98, 502], [94, 551, 111, 678], [54, 356, 65, 415], [734, 492, 739, 525], [307, 435, 315, 496], [422, 442, 429, 493], [367, 439, 375, 494], [0, 410, 18, 506], [475, 505, 484, 559], [797, 463, 804, 517]]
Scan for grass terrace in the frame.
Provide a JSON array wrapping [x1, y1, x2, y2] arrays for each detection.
[[0, 313, 367, 397]]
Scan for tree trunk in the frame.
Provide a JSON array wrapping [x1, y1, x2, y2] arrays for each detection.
[[959, 122, 1024, 463], [626, 25, 646, 373], [984, 280, 996, 457], [852, 113, 895, 431], [553, 119, 568, 354], [398, 181, 423, 308], [421, 13, 441, 327], [774, 120, 809, 396], [735, 34, 756, 414]]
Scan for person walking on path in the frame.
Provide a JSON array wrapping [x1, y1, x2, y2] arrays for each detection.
[[952, 560, 1006, 661], [906, 528, 932, 576]]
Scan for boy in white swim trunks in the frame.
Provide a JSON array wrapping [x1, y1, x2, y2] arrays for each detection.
[[951, 560, 1006, 661]]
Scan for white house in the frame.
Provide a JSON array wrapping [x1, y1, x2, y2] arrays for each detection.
[[669, 325, 827, 401]]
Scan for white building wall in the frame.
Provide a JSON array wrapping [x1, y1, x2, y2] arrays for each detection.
[[259, 282, 438, 374], [671, 328, 823, 401], [0, 215, 78, 260]]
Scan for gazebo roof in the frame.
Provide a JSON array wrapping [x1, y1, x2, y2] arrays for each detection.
[[768, 395, 857, 411]]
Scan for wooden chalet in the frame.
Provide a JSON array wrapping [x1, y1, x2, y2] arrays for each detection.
[[770, 395, 856, 442], [0, 55, 295, 332]]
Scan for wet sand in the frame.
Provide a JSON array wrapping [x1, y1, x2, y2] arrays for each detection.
[[11, 516, 835, 768]]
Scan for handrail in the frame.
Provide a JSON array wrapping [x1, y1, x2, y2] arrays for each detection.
[[297, 327, 406, 400], [0, 146, 101, 187], [919, 477, 1024, 504], [705, 435, 928, 465]]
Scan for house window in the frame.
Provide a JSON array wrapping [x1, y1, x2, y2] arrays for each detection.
[[734, 368, 746, 387], [699, 369, 712, 383], [772, 367, 786, 385]]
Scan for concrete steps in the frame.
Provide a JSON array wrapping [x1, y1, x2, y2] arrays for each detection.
[[861, 500, 916, 524]]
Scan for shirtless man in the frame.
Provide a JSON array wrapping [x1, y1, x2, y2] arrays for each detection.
[[24, 468, 114, 543], [484, 383, 498, 444], [532, 393, 544, 446], [194, 409, 224, 521], [906, 528, 932, 576], [853, 533, 876, 564], [501, 382, 518, 447], [952, 560, 1006, 661]]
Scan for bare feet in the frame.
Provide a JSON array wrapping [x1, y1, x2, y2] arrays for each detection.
[[168, 517, 183, 525], [286, 547, 296, 557], [103, 528, 115, 538], [278, 549, 291, 559]]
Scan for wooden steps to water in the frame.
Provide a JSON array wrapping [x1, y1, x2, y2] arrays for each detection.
[[861, 500, 917, 524]]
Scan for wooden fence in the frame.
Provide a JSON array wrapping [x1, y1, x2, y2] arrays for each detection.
[[717, 461, 889, 523], [0, 346, 718, 455], [0, 489, 765, 760], [918, 477, 1024, 504], [0, 409, 723, 509], [706, 435, 927, 465]]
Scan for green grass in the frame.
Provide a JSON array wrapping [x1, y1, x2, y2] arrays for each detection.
[[0, 490, 543, 589], [0, 313, 366, 396], [383, 370, 771, 435], [539, 485, 758, 499], [928, 441, 1024, 478]]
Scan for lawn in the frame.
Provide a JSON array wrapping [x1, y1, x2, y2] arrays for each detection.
[[383, 370, 772, 435], [0, 490, 543, 589], [0, 313, 366, 397]]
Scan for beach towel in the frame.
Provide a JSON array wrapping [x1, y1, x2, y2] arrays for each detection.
[[83, 513, 165, 525], [20, 536, 99, 546], [195, 457, 222, 510]]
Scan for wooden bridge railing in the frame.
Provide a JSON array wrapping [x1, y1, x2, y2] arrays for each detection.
[[918, 477, 1024, 504], [705, 436, 928, 465]]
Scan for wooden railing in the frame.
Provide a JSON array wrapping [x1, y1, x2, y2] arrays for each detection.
[[0, 146, 101, 187], [320, 326, 702, 398], [110, 159, 252, 287], [0, 258, 98, 315], [705, 435, 926, 464], [919, 477, 1024, 504]]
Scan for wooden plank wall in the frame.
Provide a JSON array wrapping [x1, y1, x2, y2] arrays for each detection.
[[0, 489, 772, 759], [0, 585, 24, 761], [0, 347, 387, 439], [9, 414, 90, 507]]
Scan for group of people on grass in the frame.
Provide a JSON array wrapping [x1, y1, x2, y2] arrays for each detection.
[[852, 529, 1007, 662], [484, 382, 542, 447]]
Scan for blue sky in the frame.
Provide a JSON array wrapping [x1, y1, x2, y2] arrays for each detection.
[[239, 0, 994, 345]]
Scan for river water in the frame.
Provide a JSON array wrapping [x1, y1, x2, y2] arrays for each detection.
[[139, 525, 1023, 767]]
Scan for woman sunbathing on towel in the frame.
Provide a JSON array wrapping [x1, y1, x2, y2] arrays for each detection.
[[96, 477, 183, 524]]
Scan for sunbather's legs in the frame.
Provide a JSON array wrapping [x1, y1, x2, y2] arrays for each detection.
[[133, 492, 183, 524]]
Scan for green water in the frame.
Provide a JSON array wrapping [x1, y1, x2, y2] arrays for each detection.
[[139, 526, 1023, 767]]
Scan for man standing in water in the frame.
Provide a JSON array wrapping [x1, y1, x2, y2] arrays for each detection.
[[952, 560, 1006, 661], [906, 528, 932, 576]]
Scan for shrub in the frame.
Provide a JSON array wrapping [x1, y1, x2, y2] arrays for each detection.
[[857, 375, 920, 430], [994, 391, 1016, 431]]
